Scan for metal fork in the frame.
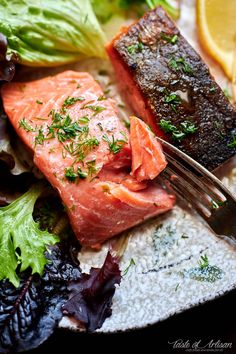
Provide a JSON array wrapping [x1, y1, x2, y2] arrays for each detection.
[[157, 136, 236, 239]]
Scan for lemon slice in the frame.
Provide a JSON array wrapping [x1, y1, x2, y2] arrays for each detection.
[[197, 0, 236, 79]]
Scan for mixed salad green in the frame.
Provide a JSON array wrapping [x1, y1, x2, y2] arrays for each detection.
[[0, 184, 59, 287], [0, 0, 179, 67]]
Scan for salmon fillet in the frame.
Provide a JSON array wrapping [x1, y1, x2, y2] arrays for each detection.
[[1, 70, 175, 246], [107, 7, 236, 171]]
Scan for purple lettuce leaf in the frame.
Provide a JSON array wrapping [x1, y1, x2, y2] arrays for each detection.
[[62, 251, 121, 332]]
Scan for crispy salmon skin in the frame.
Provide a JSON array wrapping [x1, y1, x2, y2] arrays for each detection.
[[107, 6, 236, 170], [1, 71, 175, 246]]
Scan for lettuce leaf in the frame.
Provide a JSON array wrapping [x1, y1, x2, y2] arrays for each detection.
[[146, 0, 179, 19], [0, 184, 59, 287], [92, 0, 179, 24], [0, 0, 106, 67]]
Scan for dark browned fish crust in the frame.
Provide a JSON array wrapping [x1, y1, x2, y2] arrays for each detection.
[[107, 6, 236, 170]]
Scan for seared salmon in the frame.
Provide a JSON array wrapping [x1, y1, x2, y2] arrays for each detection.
[[1, 71, 174, 246], [107, 7, 236, 171]]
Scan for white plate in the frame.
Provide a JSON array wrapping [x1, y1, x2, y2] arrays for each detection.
[[55, 0, 236, 333]]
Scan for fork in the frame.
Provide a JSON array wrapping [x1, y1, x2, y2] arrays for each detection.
[[156, 136, 236, 239]]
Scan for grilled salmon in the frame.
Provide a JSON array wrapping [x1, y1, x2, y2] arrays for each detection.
[[1, 70, 174, 246], [107, 7, 236, 171]]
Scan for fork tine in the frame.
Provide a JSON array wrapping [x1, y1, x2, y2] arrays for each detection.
[[156, 136, 236, 203], [162, 168, 212, 218], [164, 152, 224, 203]]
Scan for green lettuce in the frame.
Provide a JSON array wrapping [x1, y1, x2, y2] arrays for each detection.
[[0, 184, 59, 287], [92, 0, 179, 24], [0, 0, 106, 67]]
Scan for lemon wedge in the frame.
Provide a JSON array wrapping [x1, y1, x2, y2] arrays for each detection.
[[197, 0, 236, 80]]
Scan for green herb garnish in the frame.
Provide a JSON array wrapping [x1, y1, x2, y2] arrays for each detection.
[[82, 104, 107, 116], [19, 118, 35, 132], [65, 166, 87, 182], [62, 96, 85, 110], [209, 86, 217, 93], [169, 56, 192, 74], [183, 254, 224, 283], [98, 95, 107, 101], [159, 119, 197, 142], [36, 99, 43, 104], [160, 32, 178, 44], [164, 92, 181, 112], [35, 127, 45, 145], [199, 254, 209, 269], [64, 136, 99, 162], [228, 133, 236, 148], [86, 159, 98, 177], [127, 41, 144, 55], [78, 116, 90, 124], [65, 167, 78, 182], [123, 258, 136, 276], [180, 121, 198, 134], [48, 114, 83, 142], [0, 185, 59, 287], [103, 134, 127, 154]]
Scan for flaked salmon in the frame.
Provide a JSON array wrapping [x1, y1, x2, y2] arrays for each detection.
[[107, 7, 236, 171], [1, 70, 174, 246]]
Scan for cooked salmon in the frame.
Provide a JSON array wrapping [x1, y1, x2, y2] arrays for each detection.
[[1, 70, 175, 247], [107, 7, 236, 171]]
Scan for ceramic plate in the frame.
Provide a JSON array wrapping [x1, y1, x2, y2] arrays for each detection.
[[57, 0, 236, 333]]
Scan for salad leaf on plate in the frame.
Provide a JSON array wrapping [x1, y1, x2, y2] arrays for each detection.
[[0, 184, 59, 287], [0, 0, 106, 67], [92, 0, 180, 24], [0, 242, 81, 353], [63, 251, 121, 331]]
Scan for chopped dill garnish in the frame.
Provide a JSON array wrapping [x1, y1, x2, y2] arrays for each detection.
[[78, 116, 90, 124], [82, 104, 107, 116], [49, 114, 82, 142], [97, 95, 107, 101], [168, 57, 192, 74], [209, 86, 217, 93], [174, 283, 180, 292], [65, 167, 78, 182], [123, 258, 136, 276], [102, 134, 127, 154], [77, 167, 87, 179], [64, 136, 99, 162], [160, 32, 178, 44], [62, 96, 85, 110], [19, 118, 35, 132], [86, 160, 98, 177], [180, 121, 198, 134], [127, 41, 144, 55], [35, 127, 45, 146], [159, 119, 197, 142], [164, 92, 181, 112], [65, 166, 87, 182], [198, 254, 209, 269], [228, 133, 236, 148]]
